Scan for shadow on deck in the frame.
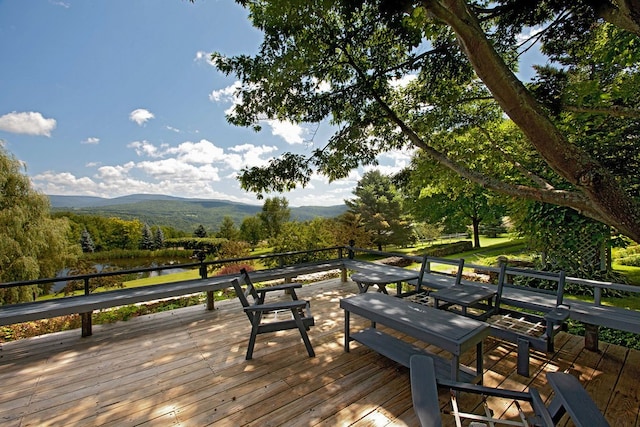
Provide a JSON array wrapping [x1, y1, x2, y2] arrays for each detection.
[[1, 278, 638, 426]]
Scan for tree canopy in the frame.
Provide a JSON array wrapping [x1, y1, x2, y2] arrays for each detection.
[[0, 148, 79, 304], [346, 170, 413, 250], [211, 0, 640, 242]]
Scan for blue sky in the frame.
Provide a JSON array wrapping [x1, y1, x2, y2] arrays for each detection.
[[0, 1, 544, 208], [0, 0, 394, 207]]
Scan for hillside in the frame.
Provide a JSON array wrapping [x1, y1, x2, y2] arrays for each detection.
[[49, 194, 347, 232]]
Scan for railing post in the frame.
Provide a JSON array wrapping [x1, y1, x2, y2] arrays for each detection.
[[197, 251, 208, 279], [348, 240, 355, 260], [82, 277, 92, 337]]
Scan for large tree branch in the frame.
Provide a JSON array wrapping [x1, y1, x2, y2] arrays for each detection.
[[342, 51, 598, 219], [564, 104, 640, 118], [594, 0, 640, 36]]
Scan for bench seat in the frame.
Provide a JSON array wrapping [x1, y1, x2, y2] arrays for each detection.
[[0, 276, 235, 327], [0, 257, 414, 338]]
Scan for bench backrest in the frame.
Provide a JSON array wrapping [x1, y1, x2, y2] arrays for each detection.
[[495, 261, 566, 312], [417, 256, 465, 291]]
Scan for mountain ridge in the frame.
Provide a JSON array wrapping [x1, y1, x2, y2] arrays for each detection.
[[48, 194, 348, 232]]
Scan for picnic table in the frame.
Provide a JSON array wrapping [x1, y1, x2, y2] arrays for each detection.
[[350, 269, 419, 295], [340, 293, 490, 383]]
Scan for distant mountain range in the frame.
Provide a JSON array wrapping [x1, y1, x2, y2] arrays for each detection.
[[48, 194, 348, 232]]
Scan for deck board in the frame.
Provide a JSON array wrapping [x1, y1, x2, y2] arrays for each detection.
[[1, 277, 638, 426]]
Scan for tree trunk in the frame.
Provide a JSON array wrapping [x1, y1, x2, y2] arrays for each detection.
[[472, 217, 481, 249]]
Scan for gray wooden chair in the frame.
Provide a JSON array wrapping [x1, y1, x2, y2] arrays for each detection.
[[232, 268, 315, 360], [409, 355, 608, 427]]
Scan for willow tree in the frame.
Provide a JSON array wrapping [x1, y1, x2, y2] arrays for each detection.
[[211, 0, 640, 242], [0, 148, 79, 304]]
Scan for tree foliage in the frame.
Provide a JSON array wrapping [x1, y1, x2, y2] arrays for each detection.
[[402, 149, 508, 248], [80, 228, 95, 253], [211, 0, 640, 242], [216, 216, 240, 241], [259, 197, 290, 239], [240, 215, 265, 249], [0, 148, 79, 304], [193, 224, 208, 238], [140, 223, 154, 250], [346, 170, 413, 250], [267, 217, 338, 265]]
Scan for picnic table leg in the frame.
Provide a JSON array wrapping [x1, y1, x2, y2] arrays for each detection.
[[451, 354, 460, 382], [476, 341, 484, 385]]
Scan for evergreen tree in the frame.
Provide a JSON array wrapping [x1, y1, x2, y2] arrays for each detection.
[[80, 228, 95, 253], [153, 227, 165, 249], [346, 171, 413, 251], [216, 216, 240, 241], [193, 224, 208, 238], [140, 223, 154, 250]]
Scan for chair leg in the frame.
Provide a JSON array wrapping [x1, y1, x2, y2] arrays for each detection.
[[292, 309, 315, 357], [246, 313, 262, 360], [517, 337, 530, 377]]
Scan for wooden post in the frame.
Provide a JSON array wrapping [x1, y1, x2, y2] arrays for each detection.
[[584, 323, 600, 351], [81, 312, 92, 337], [206, 291, 214, 310]]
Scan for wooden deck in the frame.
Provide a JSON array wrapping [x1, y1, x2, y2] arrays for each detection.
[[1, 278, 638, 426]]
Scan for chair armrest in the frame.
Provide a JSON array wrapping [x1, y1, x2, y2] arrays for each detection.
[[545, 306, 570, 322], [546, 372, 609, 427], [244, 299, 308, 313]]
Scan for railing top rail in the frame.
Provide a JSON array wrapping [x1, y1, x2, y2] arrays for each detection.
[[566, 276, 640, 294], [0, 246, 347, 290]]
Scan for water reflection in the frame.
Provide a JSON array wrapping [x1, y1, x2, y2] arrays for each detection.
[[53, 258, 188, 293]]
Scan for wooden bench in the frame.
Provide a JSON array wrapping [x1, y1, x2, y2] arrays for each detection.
[[401, 256, 464, 301], [479, 263, 570, 377], [562, 276, 640, 351], [405, 259, 570, 377], [0, 276, 236, 336], [0, 257, 409, 338]]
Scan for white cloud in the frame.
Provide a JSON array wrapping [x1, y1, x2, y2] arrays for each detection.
[[0, 111, 57, 136], [264, 120, 306, 145], [129, 140, 164, 157], [165, 139, 226, 165], [194, 51, 214, 66], [129, 108, 155, 126], [81, 137, 100, 145], [209, 82, 239, 102], [166, 126, 181, 133], [390, 74, 418, 88], [49, 1, 70, 8], [209, 81, 244, 116]]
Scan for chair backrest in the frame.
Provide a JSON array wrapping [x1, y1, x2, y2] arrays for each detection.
[[410, 355, 443, 427], [234, 268, 260, 308]]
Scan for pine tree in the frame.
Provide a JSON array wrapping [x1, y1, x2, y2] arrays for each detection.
[[153, 227, 165, 249], [80, 228, 95, 253], [140, 223, 154, 250]]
